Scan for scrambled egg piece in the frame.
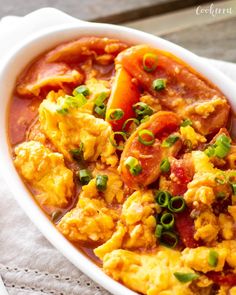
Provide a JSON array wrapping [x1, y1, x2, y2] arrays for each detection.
[[182, 246, 227, 273], [191, 151, 219, 174], [140, 93, 162, 112], [193, 96, 226, 119], [57, 180, 119, 243], [180, 126, 206, 148], [92, 166, 124, 204], [39, 93, 117, 166], [103, 248, 195, 295], [14, 141, 74, 208], [218, 240, 236, 268], [219, 214, 234, 240], [94, 190, 159, 259], [228, 205, 236, 221], [194, 210, 219, 243]]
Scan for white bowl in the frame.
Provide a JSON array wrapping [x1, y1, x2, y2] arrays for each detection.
[[0, 8, 236, 295]]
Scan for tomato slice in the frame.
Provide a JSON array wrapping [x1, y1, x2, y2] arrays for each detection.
[[106, 66, 140, 131], [175, 209, 200, 248], [116, 45, 229, 135], [120, 111, 181, 189]]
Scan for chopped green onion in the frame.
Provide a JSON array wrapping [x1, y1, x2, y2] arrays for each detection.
[[162, 134, 180, 148], [204, 145, 215, 157], [125, 156, 142, 176], [63, 94, 87, 108], [133, 102, 153, 121], [160, 158, 170, 173], [143, 53, 158, 72], [56, 107, 69, 115], [109, 132, 127, 151], [73, 85, 90, 96], [107, 108, 124, 121], [181, 119, 192, 127], [155, 191, 171, 207], [95, 92, 107, 106], [94, 103, 106, 117], [208, 250, 219, 267], [79, 169, 92, 185], [51, 210, 62, 222], [122, 118, 140, 133], [96, 175, 108, 192], [174, 272, 199, 283], [138, 129, 155, 146], [152, 79, 166, 91], [168, 196, 186, 213], [205, 134, 231, 158], [160, 231, 178, 248], [70, 144, 84, 161], [160, 213, 175, 230], [155, 224, 163, 238]]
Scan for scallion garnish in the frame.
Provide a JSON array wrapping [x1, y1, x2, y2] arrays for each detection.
[[143, 53, 158, 72], [152, 78, 166, 91], [160, 158, 170, 173], [160, 213, 175, 230], [168, 196, 186, 213], [133, 102, 153, 121], [122, 118, 140, 133], [155, 224, 163, 238], [232, 183, 236, 195], [70, 143, 84, 161], [174, 272, 199, 283], [208, 250, 219, 267], [73, 85, 90, 97], [109, 132, 127, 151], [94, 103, 106, 117], [162, 134, 180, 148], [95, 92, 107, 106], [138, 129, 155, 146], [125, 156, 142, 176], [155, 191, 171, 208], [96, 175, 108, 192], [107, 108, 124, 121], [215, 175, 226, 185], [204, 134, 231, 158], [79, 169, 92, 185], [181, 119, 192, 127], [160, 231, 178, 248]]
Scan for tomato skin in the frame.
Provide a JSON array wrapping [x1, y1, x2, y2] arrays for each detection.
[[116, 45, 229, 135], [106, 67, 140, 131], [175, 209, 200, 248], [120, 111, 181, 190], [207, 271, 236, 286]]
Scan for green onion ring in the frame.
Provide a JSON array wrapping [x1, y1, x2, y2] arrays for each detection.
[[160, 158, 170, 173], [124, 156, 142, 176], [160, 213, 175, 230], [168, 196, 186, 213], [208, 250, 219, 267], [122, 118, 140, 133], [138, 129, 155, 146], [174, 272, 199, 283], [155, 224, 163, 238], [155, 191, 171, 208], [159, 231, 178, 248], [109, 132, 127, 151], [96, 175, 108, 192], [107, 108, 124, 121]]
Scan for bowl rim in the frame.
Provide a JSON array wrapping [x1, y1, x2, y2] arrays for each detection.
[[0, 20, 236, 295]]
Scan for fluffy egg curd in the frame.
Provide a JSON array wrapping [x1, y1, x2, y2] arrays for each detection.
[[9, 36, 236, 294]]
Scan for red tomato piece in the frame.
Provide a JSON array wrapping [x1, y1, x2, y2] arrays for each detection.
[[207, 271, 236, 286], [120, 111, 181, 190], [175, 209, 200, 248], [116, 45, 230, 135], [106, 66, 140, 131]]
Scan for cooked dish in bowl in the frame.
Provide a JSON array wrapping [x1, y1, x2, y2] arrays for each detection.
[[8, 36, 236, 295]]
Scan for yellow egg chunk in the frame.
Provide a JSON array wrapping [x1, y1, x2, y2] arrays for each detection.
[[57, 180, 119, 243], [182, 247, 227, 273], [94, 190, 159, 259], [39, 93, 117, 166], [14, 141, 74, 208], [103, 248, 196, 295], [180, 126, 206, 148]]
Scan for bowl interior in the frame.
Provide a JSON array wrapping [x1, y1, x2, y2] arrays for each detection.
[[0, 22, 236, 295]]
